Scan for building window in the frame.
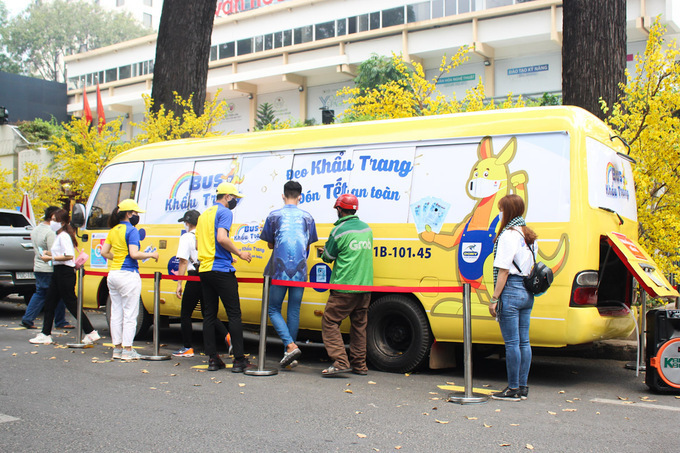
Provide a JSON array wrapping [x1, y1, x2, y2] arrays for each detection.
[[210, 45, 217, 61], [407, 2, 431, 23], [336, 18, 347, 36], [219, 42, 235, 59], [105, 67, 118, 83], [143, 13, 152, 28], [432, 0, 444, 18], [265, 34, 274, 50], [293, 25, 313, 44], [382, 7, 405, 27], [116, 0, 124, 6], [370, 12, 380, 30], [445, 0, 456, 15], [315, 21, 335, 40], [96, 71, 104, 83], [283, 29, 292, 46], [237, 38, 253, 55], [487, 0, 514, 8], [458, 0, 471, 14], [86, 73, 93, 86], [143, 0, 152, 6], [254, 35, 264, 52], [119, 64, 131, 80]]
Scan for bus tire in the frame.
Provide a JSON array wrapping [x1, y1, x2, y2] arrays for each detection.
[[105, 295, 152, 340], [367, 295, 432, 373]]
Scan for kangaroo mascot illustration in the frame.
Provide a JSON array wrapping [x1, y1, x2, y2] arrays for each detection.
[[420, 136, 568, 308]]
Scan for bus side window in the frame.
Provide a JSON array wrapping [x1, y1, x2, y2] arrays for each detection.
[[86, 181, 137, 229]]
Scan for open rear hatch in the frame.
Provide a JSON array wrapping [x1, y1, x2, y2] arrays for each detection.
[[605, 232, 679, 299]]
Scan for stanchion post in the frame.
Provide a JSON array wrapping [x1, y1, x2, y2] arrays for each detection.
[[245, 275, 278, 376], [141, 272, 170, 361], [626, 289, 648, 371], [67, 267, 87, 348], [448, 283, 487, 404]]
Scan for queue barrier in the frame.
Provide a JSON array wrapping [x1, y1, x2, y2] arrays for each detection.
[[79, 270, 482, 396]]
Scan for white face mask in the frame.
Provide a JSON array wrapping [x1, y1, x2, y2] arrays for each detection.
[[49, 221, 62, 232], [468, 178, 503, 198]]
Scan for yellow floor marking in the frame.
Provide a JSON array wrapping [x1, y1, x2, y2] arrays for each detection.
[[438, 384, 499, 395], [192, 364, 233, 369], [102, 343, 142, 349]]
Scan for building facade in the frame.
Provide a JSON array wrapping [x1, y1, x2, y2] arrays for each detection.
[[65, 0, 680, 138]]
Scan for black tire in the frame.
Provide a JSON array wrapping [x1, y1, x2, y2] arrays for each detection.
[[367, 295, 432, 373], [105, 295, 152, 340]]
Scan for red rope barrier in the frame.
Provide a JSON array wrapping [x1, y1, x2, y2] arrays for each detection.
[[82, 270, 462, 293]]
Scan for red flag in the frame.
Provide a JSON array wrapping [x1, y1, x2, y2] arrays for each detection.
[[96, 82, 106, 133], [82, 84, 93, 125]]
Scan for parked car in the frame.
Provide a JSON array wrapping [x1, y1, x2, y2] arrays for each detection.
[[0, 209, 36, 301]]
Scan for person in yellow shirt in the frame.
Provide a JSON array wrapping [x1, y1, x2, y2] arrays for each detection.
[[100, 199, 158, 361], [196, 182, 252, 372]]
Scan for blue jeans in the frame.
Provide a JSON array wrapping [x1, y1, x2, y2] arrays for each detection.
[[268, 284, 304, 349], [498, 275, 534, 388], [22, 271, 68, 327]]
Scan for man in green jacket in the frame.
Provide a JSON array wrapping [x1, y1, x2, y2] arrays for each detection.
[[320, 193, 374, 377]]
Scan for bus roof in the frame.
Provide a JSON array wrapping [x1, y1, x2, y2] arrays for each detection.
[[110, 106, 620, 164]]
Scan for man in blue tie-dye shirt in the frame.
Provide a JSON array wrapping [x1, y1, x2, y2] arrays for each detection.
[[260, 181, 318, 368]]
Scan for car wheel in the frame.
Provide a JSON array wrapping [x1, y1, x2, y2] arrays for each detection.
[[367, 294, 432, 373]]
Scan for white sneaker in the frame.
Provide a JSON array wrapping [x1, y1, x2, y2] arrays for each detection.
[[82, 330, 101, 345], [121, 348, 143, 361], [112, 348, 123, 360], [29, 333, 53, 344]]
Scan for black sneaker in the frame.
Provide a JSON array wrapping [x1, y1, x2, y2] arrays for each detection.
[[232, 358, 255, 373], [491, 387, 521, 401], [519, 386, 529, 400], [208, 356, 226, 371]]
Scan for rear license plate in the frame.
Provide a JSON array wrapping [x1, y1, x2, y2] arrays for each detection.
[[15, 272, 35, 280]]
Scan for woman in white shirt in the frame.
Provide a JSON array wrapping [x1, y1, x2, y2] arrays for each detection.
[[488, 194, 538, 402], [29, 209, 100, 346]]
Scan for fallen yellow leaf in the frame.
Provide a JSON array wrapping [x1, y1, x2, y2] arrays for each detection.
[[429, 392, 438, 395], [395, 447, 402, 450], [368, 381, 376, 385], [548, 411, 557, 415], [617, 396, 628, 401], [238, 383, 246, 387], [344, 389, 353, 394], [466, 416, 478, 420], [499, 443, 511, 447], [357, 433, 367, 438], [435, 419, 449, 424], [141, 369, 149, 374], [526, 444, 534, 450], [510, 423, 519, 426], [149, 387, 157, 390], [558, 390, 565, 394], [563, 408, 577, 412], [30, 351, 38, 354], [214, 380, 222, 384], [484, 423, 492, 428]]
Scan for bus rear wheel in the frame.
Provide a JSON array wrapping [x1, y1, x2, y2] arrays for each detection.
[[367, 295, 432, 373], [105, 295, 152, 340]]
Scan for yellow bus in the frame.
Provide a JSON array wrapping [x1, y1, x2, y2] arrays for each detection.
[[73, 106, 678, 372]]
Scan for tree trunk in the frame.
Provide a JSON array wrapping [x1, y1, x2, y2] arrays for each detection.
[[151, 0, 217, 117], [562, 0, 626, 120]]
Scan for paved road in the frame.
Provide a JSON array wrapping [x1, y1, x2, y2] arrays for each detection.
[[1, 298, 678, 452]]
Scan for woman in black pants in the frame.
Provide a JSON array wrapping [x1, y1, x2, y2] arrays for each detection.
[[29, 209, 100, 345]]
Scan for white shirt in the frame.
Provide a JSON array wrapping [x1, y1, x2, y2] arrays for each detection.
[[51, 231, 76, 268], [493, 227, 537, 276], [176, 231, 198, 272]]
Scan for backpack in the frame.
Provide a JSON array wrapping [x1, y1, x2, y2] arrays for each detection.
[[512, 232, 553, 295]]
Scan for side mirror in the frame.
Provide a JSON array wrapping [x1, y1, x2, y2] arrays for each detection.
[[71, 203, 86, 228]]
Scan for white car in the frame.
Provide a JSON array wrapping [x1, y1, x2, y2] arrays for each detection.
[[0, 209, 35, 301]]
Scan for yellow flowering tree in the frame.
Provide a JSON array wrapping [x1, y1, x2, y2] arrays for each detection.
[[132, 90, 229, 144], [0, 168, 19, 209], [339, 50, 524, 121], [602, 19, 680, 274], [49, 117, 131, 201], [0, 164, 62, 213]]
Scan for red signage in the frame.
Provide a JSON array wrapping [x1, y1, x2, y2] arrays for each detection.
[[215, 0, 290, 17]]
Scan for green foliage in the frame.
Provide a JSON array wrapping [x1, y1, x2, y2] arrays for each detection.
[[354, 54, 406, 94], [601, 19, 680, 274], [2, 0, 148, 81], [255, 102, 278, 130], [16, 118, 63, 143]]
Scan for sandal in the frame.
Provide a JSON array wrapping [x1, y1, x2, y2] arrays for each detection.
[[58, 324, 75, 329], [321, 365, 351, 377]]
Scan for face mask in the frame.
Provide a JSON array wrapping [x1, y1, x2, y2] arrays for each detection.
[[129, 214, 140, 226], [227, 198, 238, 210], [49, 221, 62, 232]]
